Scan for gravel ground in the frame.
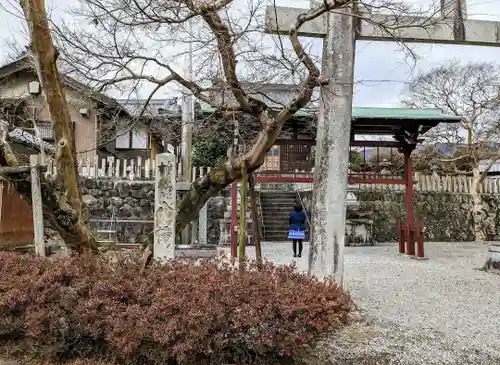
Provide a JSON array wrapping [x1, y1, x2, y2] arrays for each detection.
[[231, 241, 500, 365]]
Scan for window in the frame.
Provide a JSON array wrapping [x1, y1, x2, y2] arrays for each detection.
[[115, 129, 130, 149], [265, 146, 280, 156], [115, 126, 148, 149], [131, 127, 148, 149], [37, 122, 54, 141]]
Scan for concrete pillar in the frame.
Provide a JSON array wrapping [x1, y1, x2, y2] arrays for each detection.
[[441, 0, 467, 19], [308, 6, 355, 285], [198, 202, 208, 245], [153, 153, 176, 260], [30, 154, 45, 257]]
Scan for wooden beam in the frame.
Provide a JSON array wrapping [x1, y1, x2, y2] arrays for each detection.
[[256, 175, 313, 183], [254, 173, 407, 185], [265, 6, 500, 47], [0, 165, 47, 175], [274, 139, 314, 145], [348, 176, 406, 185], [350, 140, 402, 148]]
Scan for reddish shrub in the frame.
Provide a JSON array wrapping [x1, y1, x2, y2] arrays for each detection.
[[0, 252, 354, 365]]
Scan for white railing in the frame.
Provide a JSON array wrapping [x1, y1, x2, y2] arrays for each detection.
[[45, 155, 211, 182], [356, 172, 500, 194], [42, 156, 500, 195]]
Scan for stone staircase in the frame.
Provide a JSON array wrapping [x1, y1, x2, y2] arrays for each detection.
[[260, 186, 373, 243], [260, 191, 310, 242]]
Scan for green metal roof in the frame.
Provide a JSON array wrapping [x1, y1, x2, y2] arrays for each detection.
[[199, 102, 461, 122], [351, 107, 462, 121]]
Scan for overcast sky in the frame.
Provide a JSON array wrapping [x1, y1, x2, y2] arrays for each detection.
[[1, 0, 500, 107]]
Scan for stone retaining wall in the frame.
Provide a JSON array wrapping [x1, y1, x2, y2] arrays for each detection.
[[80, 178, 229, 245], [79, 177, 497, 245], [358, 190, 499, 242]]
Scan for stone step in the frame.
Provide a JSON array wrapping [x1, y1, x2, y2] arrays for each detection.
[[263, 234, 310, 242], [261, 218, 294, 223], [262, 225, 309, 231], [261, 209, 308, 216], [261, 217, 301, 224], [263, 229, 309, 235], [260, 197, 298, 202], [261, 201, 300, 207], [260, 192, 297, 196]]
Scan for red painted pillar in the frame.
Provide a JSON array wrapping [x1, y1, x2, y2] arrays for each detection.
[[230, 182, 238, 258], [404, 148, 415, 256], [416, 220, 425, 259]]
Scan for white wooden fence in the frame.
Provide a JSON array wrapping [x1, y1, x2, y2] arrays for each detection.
[[43, 156, 500, 195], [356, 172, 500, 194], [45, 156, 210, 182]]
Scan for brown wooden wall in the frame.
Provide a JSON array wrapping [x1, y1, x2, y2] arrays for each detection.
[[0, 182, 33, 249]]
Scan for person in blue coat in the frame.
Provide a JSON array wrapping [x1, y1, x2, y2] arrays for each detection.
[[288, 204, 307, 257]]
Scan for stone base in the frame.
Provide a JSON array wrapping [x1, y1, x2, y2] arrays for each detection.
[[345, 220, 373, 246], [484, 243, 500, 273], [409, 255, 430, 261], [175, 245, 218, 259]]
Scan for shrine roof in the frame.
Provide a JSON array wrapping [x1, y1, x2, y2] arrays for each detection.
[[199, 102, 460, 121], [349, 107, 462, 135], [350, 107, 461, 121], [199, 102, 461, 135]]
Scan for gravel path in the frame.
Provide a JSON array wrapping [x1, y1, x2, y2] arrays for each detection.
[[235, 241, 500, 364]]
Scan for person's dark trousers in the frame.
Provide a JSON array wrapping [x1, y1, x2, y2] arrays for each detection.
[[292, 239, 303, 257]]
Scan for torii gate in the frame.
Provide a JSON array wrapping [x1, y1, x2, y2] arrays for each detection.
[[265, 0, 500, 284]]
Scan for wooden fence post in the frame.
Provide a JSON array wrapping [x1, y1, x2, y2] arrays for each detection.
[[248, 172, 262, 265], [238, 163, 248, 273], [153, 153, 176, 260], [30, 154, 45, 257]]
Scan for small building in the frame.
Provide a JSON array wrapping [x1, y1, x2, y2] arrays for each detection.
[[0, 55, 169, 163]]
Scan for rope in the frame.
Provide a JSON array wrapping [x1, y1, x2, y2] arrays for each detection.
[[294, 182, 311, 227]]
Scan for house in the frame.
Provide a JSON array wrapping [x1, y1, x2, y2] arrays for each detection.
[[0, 56, 161, 248], [114, 97, 234, 163], [0, 55, 168, 164]]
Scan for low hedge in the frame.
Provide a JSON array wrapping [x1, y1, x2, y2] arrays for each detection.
[[0, 252, 354, 365]]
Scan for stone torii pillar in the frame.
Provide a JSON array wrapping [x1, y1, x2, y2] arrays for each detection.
[[265, 0, 500, 284]]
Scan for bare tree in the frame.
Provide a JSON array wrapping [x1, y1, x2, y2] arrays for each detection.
[[56, 0, 445, 230], [6, 0, 98, 253], [0, 0, 445, 254], [406, 61, 500, 242]]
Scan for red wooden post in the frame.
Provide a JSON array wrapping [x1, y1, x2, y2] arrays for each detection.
[[416, 220, 425, 259], [397, 218, 405, 254], [403, 148, 415, 256], [230, 182, 238, 258]]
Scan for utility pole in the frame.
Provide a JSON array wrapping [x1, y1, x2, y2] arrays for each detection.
[[181, 19, 194, 183], [181, 18, 194, 244]]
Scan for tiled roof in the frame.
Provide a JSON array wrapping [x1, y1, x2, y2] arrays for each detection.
[[0, 119, 55, 155], [8, 127, 56, 155]]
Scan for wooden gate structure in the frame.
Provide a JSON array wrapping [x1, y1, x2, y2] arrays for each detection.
[[229, 107, 462, 257], [0, 181, 34, 248]]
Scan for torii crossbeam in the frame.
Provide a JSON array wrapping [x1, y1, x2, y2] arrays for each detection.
[[265, 0, 500, 285]]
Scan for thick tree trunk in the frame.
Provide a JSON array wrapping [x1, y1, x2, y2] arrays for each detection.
[[19, 0, 97, 253], [471, 167, 490, 243]]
